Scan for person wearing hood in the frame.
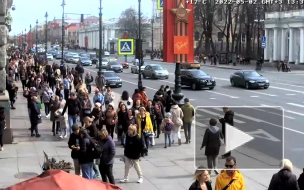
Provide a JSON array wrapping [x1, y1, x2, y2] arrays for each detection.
[[120, 124, 144, 184], [160, 112, 173, 148], [85, 72, 93, 94], [189, 166, 213, 190], [215, 156, 245, 190], [98, 129, 116, 184], [219, 106, 234, 158], [120, 91, 133, 110], [200, 118, 224, 175], [268, 159, 300, 190], [181, 98, 195, 144], [170, 101, 184, 145]]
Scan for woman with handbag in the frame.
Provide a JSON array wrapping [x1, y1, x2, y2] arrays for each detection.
[[200, 118, 224, 175], [104, 104, 117, 139], [136, 107, 154, 156], [170, 101, 184, 145], [80, 93, 92, 127], [29, 96, 41, 137]]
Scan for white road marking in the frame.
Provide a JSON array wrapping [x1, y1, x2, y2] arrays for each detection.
[[270, 86, 304, 94], [210, 98, 217, 99], [287, 103, 304, 108], [250, 96, 259, 97], [214, 77, 229, 81], [243, 105, 294, 120], [206, 91, 239, 98], [248, 91, 277, 96], [212, 107, 263, 122], [197, 108, 245, 124], [274, 82, 304, 88], [159, 80, 174, 84], [261, 104, 304, 116], [286, 94, 296, 96]]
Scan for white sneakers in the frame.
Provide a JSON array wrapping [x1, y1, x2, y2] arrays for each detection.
[[120, 177, 143, 183], [59, 135, 67, 139], [0, 147, 3, 151]]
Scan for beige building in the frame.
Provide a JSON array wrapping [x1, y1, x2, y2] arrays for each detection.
[[152, 0, 163, 50]]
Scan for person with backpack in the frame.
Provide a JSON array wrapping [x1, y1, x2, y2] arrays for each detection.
[[161, 112, 173, 148], [153, 97, 165, 138], [85, 72, 94, 94], [268, 159, 300, 190]]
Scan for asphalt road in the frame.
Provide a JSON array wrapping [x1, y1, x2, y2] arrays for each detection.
[[56, 56, 304, 168]]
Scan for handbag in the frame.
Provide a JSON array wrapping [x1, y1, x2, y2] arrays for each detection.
[[37, 114, 42, 124], [222, 179, 235, 190], [143, 130, 153, 137]]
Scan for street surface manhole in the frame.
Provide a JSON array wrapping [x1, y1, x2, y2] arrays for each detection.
[[14, 172, 38, 179]]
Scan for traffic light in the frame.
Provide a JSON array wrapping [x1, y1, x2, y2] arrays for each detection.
[[80, 14, 84, 22]]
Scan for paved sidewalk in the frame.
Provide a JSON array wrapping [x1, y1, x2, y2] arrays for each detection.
[[0, 83, 300, 190]]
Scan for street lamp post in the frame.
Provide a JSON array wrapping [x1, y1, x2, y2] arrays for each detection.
[[137, 0, 143, 90], [30, 24, 32, 48], [36, 19, 38, 54], [151, 19, 154, 59], [61, 0, 66, 65], [256, 2, 262, 70], [98, 0, 103, 73], [45, 12, 48, 53]]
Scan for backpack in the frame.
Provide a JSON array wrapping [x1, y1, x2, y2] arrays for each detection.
[[165, 123, 172, 131], [155, 101, 161, 114]]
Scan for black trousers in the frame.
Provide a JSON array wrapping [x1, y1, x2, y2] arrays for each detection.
[[31, 123, 39, 135], [86, 84, 91, 93], [155, 119, 162, 137], [52, 121, 60, 133], [21, 80, 27, 90], [106, 124, 115, 139], [64, 89, 70, 100], [0, 134, 3, 147], [98, 163, 115, 184]]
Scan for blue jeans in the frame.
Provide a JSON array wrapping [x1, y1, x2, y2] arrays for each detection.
[[164, 133, 171, 146], [68, 114, 78, 134], [81, 162, 94, 179]]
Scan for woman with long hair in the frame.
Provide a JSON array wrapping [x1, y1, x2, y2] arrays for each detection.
[[104, 104, 117, 138], [120, 91, 133, 110], [189, 166, 212, 190]]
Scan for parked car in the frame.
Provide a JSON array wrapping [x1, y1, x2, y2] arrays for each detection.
[[102, 71, 122, 88], [72, 55, 80, 64], [55, 53, 62, 59], [142, 64, 169, 79], [230, 70, 269, 89], [46, 53, 53, 61], [131, 61, 147, 74], [120, 62, 129, 69], [106, 61, 123, 72], [78, 57, 92, 66], [65, 55, 74, 63], [96, 58, 109, 69], [181, 69, 216, 90]]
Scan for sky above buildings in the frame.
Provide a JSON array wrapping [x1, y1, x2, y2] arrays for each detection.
[[10, 0, 152, 35]]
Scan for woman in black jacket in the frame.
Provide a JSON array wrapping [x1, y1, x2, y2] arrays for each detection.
[[67, 124, 81, 175], [121, 109, 137, 146], [268, 159, 300, 190], [78, 129, 94, 179], [90, 102, 103, 130], [29, 96, 41, 137], [117, 103, 128, 146], [189, 167, 212, 190], [120, 124, 144, 183]]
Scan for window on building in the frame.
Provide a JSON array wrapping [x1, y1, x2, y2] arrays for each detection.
[[217, 8, 222, 21]]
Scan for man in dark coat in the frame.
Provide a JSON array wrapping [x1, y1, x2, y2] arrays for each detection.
[[298, 168, 304, 190], [219, 106, 234, 158]]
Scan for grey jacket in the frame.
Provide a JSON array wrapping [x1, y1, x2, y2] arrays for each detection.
[[201, 126, 224, 156], [98, 136, 116, 165]]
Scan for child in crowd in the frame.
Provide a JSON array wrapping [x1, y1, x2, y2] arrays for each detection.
[[161, 112, 173, 148], [55, 108, 68, 138]]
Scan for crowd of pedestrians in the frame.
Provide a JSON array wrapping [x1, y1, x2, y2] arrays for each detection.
[[4, 49, 304, 190]]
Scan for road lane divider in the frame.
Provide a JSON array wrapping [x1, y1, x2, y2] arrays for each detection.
[[197, 108, 245, 124], [243, 105, 295, 120], [287, 103, 304, 108], [261, 104, 304, 116], [206, 91, 239, 99], [286, 94, 296, 96], [247, 91, 277, 96], [270, 86, 304, 94]]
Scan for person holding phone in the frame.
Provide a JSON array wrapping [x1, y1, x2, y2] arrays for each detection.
[[68, 124, 81, 175]]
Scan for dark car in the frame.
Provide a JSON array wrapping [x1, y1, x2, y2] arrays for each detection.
[[78, 57, 92, 66], [230, 70, 269, 89], [103, 71, 122, 88], [106, 62, 123, 72], [181, 69, 216, 90]]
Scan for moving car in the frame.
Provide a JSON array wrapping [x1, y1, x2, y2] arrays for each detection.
[[131, 61, 147, 74], [96, 58, 109, 69], [78, 57, 92, 66], [230, 70, 269, 89], [120, 62, 129, 69], [104, 51, 110, 57], [181, 69, 216, 90], [106, 61, 123, 72], [142, 64, 169, 79], [46, 54, 53, 61], [72, 55, 80, 64], [55, 52, 62, 59], [103, 71, 122, 88], [65, 55, 75, 63]]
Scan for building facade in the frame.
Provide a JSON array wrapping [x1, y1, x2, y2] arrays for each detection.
[[264, 10, 304, 64], [152, 0, 163, 50]]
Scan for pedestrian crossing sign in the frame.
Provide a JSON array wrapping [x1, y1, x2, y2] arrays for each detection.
[[118, 39, 134, 55]]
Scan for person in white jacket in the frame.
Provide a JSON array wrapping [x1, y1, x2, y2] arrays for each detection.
[[120, 91, 133, 110]]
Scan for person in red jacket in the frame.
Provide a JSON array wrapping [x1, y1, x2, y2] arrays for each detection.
[[140, 87, 148, 107], [132, 89, 143, 103]]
